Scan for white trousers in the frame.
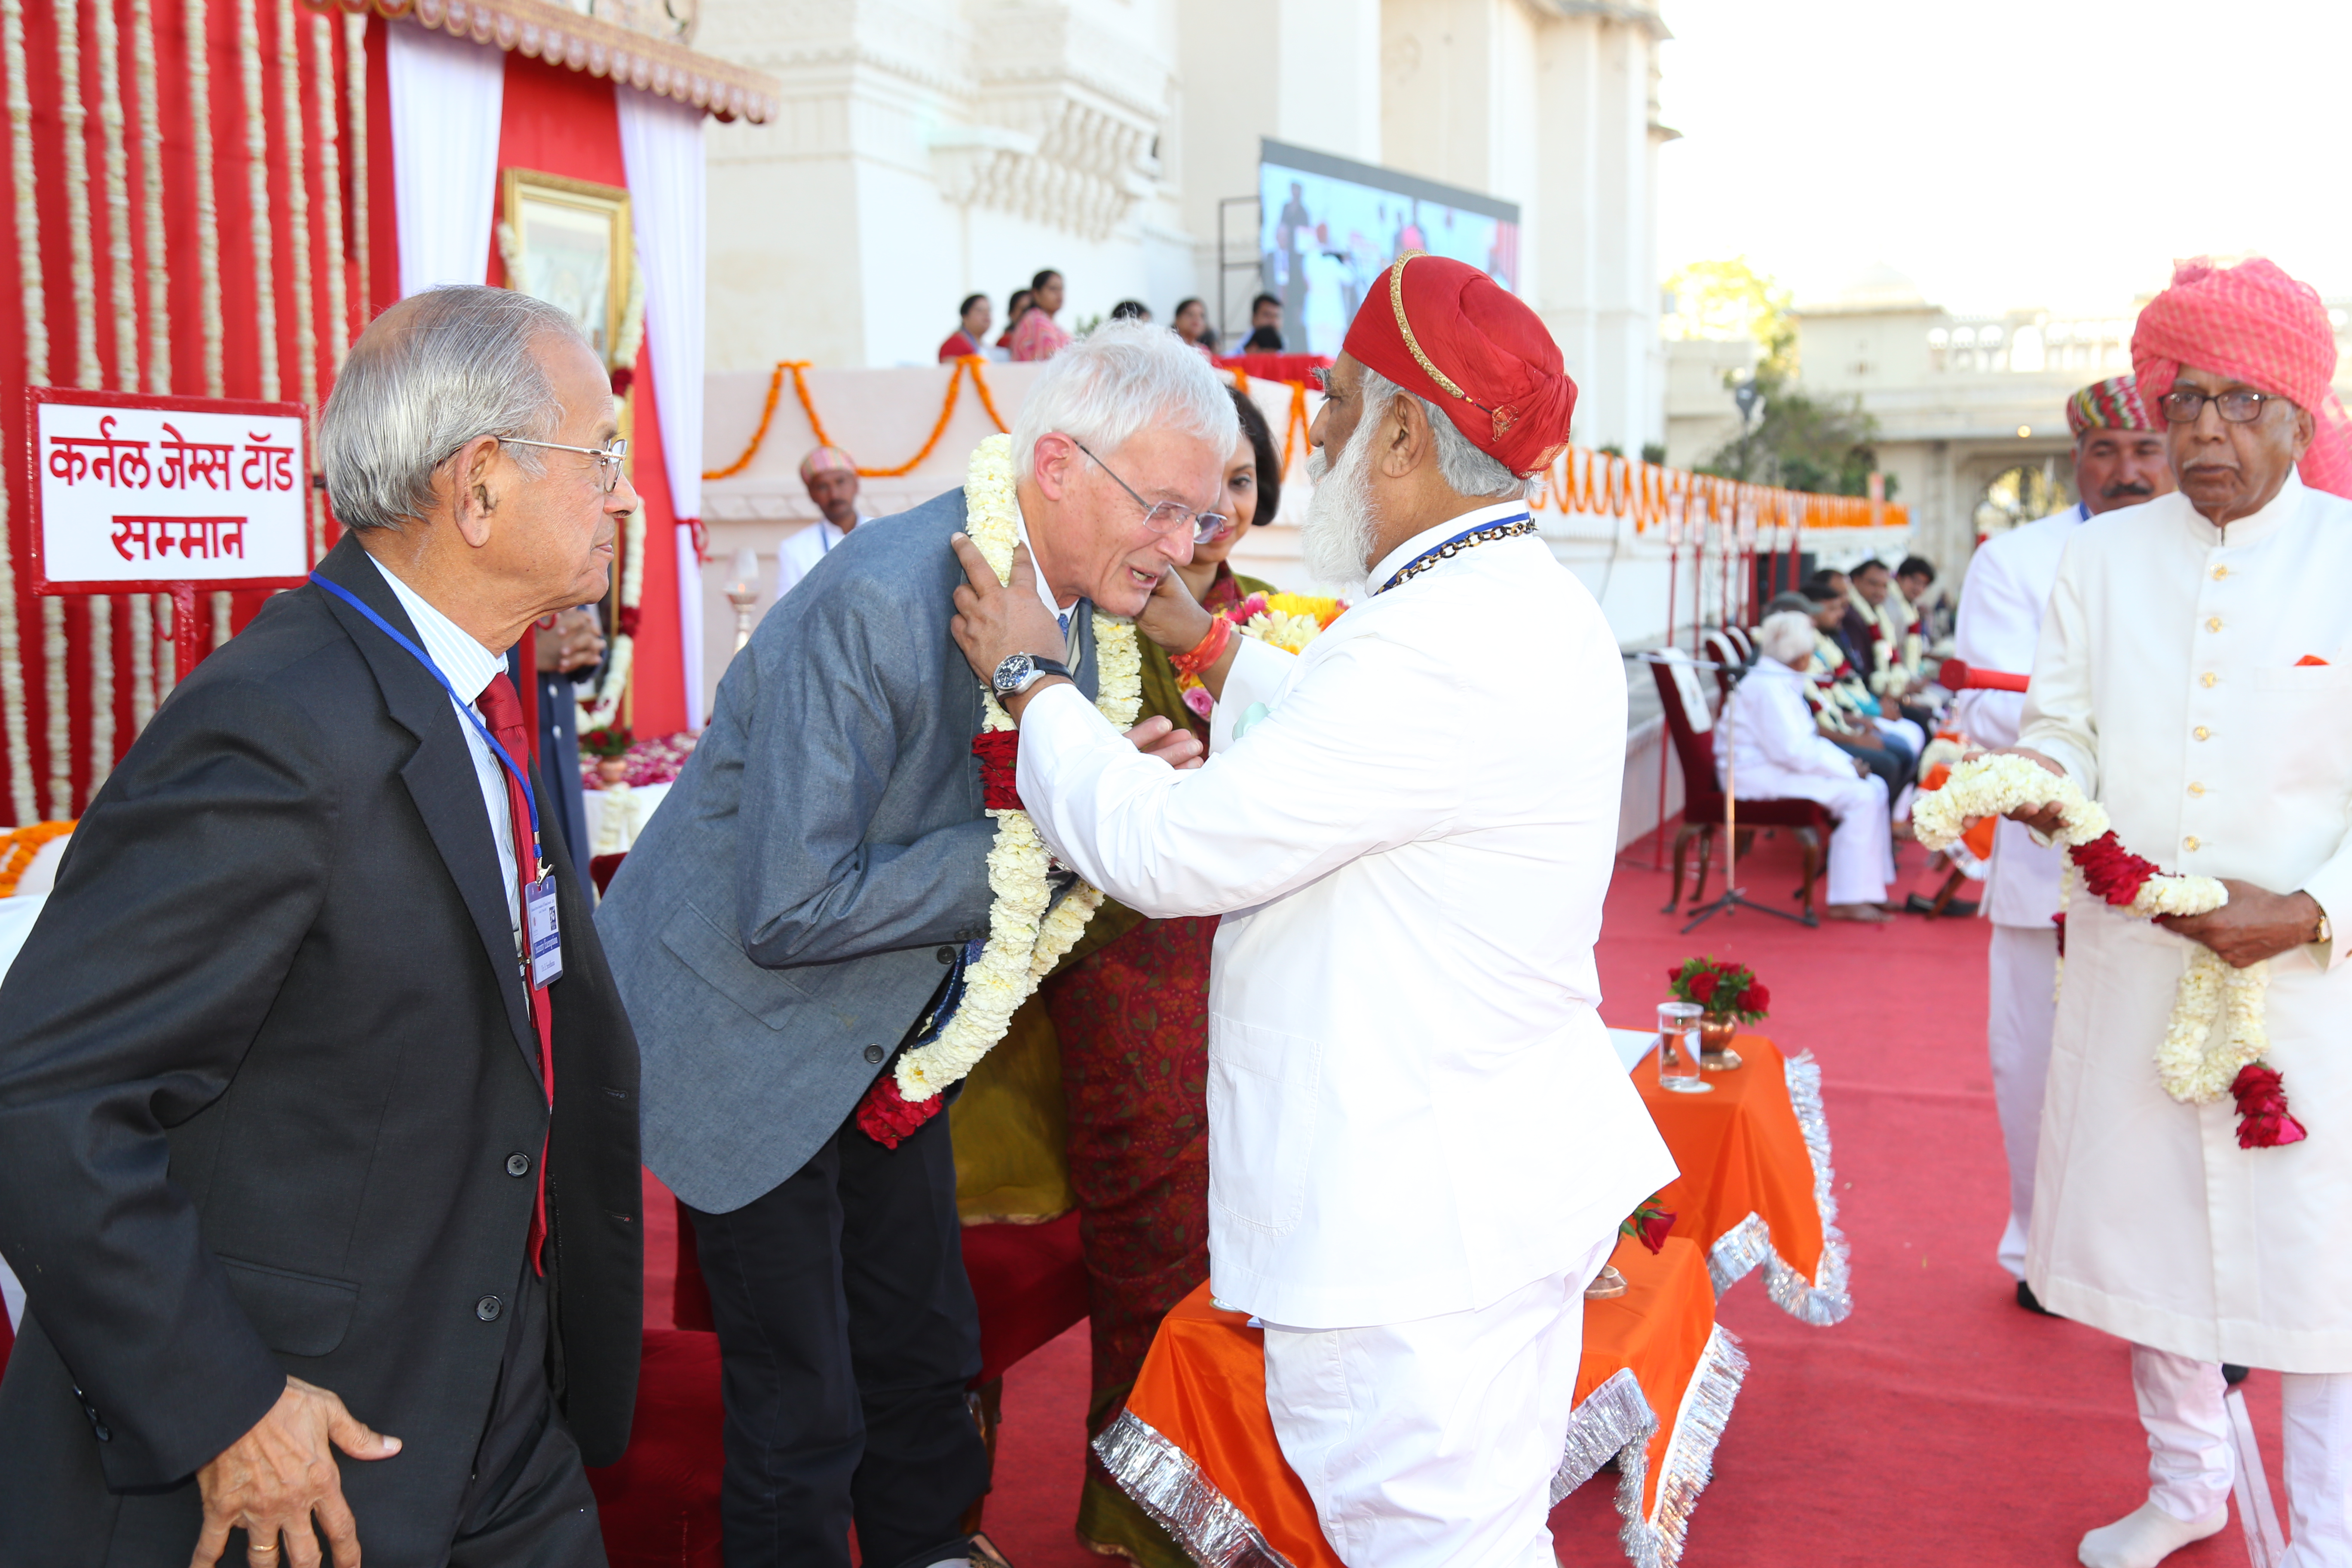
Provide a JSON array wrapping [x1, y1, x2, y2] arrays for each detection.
[[1260, 1234, 1617, 1568], [1988, 923, 2058, 1279], [1740, 765, 1893, 906], [2134, 1345, 2352, 1565]]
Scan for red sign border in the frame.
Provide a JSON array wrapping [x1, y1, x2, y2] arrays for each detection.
[[23, 385, 315, 596]]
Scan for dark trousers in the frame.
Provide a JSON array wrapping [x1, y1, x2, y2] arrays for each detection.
[[684, 1096, 989, 1568], [1830, 732, 1914, 796], [446, 1262, 607, 1567]]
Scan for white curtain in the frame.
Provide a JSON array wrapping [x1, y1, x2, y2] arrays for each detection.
[[388, 25, 505, 297], [617, 87, 707, 727]]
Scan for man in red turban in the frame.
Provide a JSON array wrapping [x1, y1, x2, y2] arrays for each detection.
[[1995, 255, 2352, 1568], [949, 257, 1675, 1568]]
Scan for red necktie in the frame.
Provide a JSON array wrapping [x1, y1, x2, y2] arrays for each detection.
[[476, 672, 555, 1274]]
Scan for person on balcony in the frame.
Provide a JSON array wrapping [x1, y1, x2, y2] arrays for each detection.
[[938, 293, 992, 361], [1953, 372, 2172, 1306], [1008, 269, 1073, 362], [1724, 609, 1897, 922]]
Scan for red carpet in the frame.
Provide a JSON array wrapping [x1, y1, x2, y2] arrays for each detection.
[[645, 825, 2295, 1565]]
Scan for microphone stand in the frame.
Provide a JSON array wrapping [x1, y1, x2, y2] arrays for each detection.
[[1660, 654, 1818, 933]]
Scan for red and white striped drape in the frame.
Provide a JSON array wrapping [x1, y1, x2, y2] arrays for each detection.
[[0, 0, 382, 826]]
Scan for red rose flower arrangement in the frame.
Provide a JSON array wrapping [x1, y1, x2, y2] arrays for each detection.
[[2231, 1063, 2309, 1150], [1666, 955, 1770, 1023], [1620, 1190, 1677, 1254]]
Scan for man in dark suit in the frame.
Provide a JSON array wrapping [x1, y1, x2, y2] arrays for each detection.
[[0, 285, 643, 1566], [595, 322, 1232, 1568]]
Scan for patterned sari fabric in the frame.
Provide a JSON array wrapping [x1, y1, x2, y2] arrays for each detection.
[[1041, 564, 1270, 1567]]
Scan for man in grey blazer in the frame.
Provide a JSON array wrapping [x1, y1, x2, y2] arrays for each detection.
[[595, 323, 1236, 1568]]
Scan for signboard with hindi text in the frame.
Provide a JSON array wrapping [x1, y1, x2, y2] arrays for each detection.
[[27, 387, 310, 594]]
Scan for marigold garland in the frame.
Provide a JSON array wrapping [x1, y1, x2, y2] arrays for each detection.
[[1917, 753, 2298, 1143], [854, 434, 1141, 1146], [0, 819, 73, 898], [703, 357, 1011, 483]]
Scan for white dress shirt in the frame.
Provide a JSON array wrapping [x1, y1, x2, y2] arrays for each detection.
[[773, 516, 855, 601], [366, 554, 521, 940], [1953, 504, 2086, 925], [1014, 499, 1677, 1327]]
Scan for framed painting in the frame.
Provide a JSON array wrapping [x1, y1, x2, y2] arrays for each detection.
[[500, 169, 632, 363]]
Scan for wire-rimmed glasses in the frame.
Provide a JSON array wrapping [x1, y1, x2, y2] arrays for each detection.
[[1072, 438, 1230, 544], [504, 435, 631, 494]]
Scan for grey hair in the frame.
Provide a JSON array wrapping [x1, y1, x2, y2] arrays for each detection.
[[1759, 609, 1817, 666], [320, 285, 592, 531], [1356, 364, 1529, 500], [1010, 319, 1239, 480]]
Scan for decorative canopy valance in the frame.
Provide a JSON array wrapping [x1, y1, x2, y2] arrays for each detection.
[[303, 0, 779, 123]]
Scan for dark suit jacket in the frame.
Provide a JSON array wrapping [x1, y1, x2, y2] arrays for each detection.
[[0, 534, 642, 1563]]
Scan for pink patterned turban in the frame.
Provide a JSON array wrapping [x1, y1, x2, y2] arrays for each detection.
[[2064, 375, 2156, 437], [799, 444, 858, 483], [2132, 257, 2352, 498]]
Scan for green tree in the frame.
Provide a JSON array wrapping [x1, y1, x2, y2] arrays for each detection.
[[1663, 256, 1794, 371]]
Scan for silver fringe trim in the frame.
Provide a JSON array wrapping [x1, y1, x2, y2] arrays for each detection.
[[1701, 1050, 1853, 1326], [1093, 1408, 1300, 1568], [1621, 1323, 1750, 1568], [1549, 1367, 1657, 1505]]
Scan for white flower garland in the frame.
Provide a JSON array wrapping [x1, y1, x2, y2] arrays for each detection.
[[1917, 753, 2264, 1105], [891, 434, 1140, 1102]]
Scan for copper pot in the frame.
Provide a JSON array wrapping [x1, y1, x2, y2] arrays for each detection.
[[1700, 1017, 1743, 1070], [595, 756, 628, 787]]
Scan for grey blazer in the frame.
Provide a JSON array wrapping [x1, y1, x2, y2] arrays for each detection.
[[595, 489, 1100, 1213]]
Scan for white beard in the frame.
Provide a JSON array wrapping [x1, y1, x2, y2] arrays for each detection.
[[1299, 420, 1381, 586]]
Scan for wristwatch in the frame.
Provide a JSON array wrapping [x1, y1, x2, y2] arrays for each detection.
[[992, 652, 1074, 698]]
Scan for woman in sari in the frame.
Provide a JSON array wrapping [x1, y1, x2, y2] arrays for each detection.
[[1042, 386, 1283, 1565]]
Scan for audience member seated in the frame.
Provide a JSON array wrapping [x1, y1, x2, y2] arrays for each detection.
[[1781, 586, 1922, 798], [1009, 268, 1074, 361], [939, 292, 992, 361], [1850, 557, 1941, 732], [1172, 296, 1216, 355], [1726, 611, 1898, 923], [1238, 291, 1285, 352], [1109, 298, 1152, 322]]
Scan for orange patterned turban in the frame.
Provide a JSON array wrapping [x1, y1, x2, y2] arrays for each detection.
[[2132, 257, 2352, 498], [1341, 253, 1578, 478]]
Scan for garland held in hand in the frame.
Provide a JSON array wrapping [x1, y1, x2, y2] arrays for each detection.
[[856, 435, 1143, 1148], [1916, 754, 2302, 1147]]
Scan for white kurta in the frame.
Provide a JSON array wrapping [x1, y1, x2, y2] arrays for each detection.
[[2020, 475, 2352, 1371], [1718, 660, 1893, 906], [1955, 505, 2087, 927], [1016, 504, 1678, 1329]]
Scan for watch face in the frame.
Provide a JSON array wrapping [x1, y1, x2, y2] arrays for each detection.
[[993, 653, 1036, 695]]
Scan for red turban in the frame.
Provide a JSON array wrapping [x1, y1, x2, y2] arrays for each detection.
[[2132, 257, 2352, 498], [1341, 253, 1578, 478]]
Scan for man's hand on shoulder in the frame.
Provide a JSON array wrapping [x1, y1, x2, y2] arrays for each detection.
[[2159, 884, 2325, 970], [191, 1378, 400, 1568], [949, 533, 1068, 698], [1124, 715, 1205, 771]]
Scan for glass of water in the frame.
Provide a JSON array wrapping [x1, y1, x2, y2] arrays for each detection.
[[1657, 1001, 1711, 1094]]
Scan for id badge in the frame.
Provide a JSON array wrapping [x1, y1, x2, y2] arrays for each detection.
[[525, 875, 564, 989]]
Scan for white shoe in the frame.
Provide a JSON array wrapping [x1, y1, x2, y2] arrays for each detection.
[[2077, 1501, 2229, 1568]]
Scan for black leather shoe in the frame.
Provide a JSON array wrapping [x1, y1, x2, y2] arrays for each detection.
[[2224, 1363, 2251, 1386], [2017, 1280, 2058, 1316]]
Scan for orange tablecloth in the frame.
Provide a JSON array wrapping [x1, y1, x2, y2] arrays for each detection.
[[1099, 1237, 1746, 1568], [1633, 1032, 1850, 1325]]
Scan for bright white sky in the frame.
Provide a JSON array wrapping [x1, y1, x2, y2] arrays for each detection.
[[1656, 0, 2352, 316]]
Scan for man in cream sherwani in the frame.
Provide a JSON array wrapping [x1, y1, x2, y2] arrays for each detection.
[[2005, 257, 2352, 1568], [946, 255, 1676, 1568], [1953, 374, 2172, 1304]]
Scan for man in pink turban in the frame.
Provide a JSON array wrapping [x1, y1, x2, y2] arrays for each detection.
[[1997, 256, 2352, 1568]]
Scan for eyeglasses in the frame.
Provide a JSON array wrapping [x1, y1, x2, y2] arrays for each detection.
[[2159, 387, 2278, 426], [504, 435, 630, 494], [1072, 438, 1230, 544]]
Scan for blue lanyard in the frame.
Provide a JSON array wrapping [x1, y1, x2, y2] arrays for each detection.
[[1375, 512, 1533, 594], [310, 572, 543, 867]]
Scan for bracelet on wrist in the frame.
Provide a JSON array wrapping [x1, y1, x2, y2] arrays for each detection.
[[1169, 614, 1234, 679]]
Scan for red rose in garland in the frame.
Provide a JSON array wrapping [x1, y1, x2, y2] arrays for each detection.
[[2231, 1064, 2309, 1149]]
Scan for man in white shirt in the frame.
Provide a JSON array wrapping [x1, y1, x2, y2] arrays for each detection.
[[1952, 373, 2171, 1304], [773, 444, 870, 599], [2001, 258, 2352, 1568], [948, 254, 1675, 1568]]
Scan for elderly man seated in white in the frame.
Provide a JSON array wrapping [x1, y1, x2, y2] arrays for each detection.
[[946, 256, 1675, 1568], [1726, 610, 1896, 922]]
